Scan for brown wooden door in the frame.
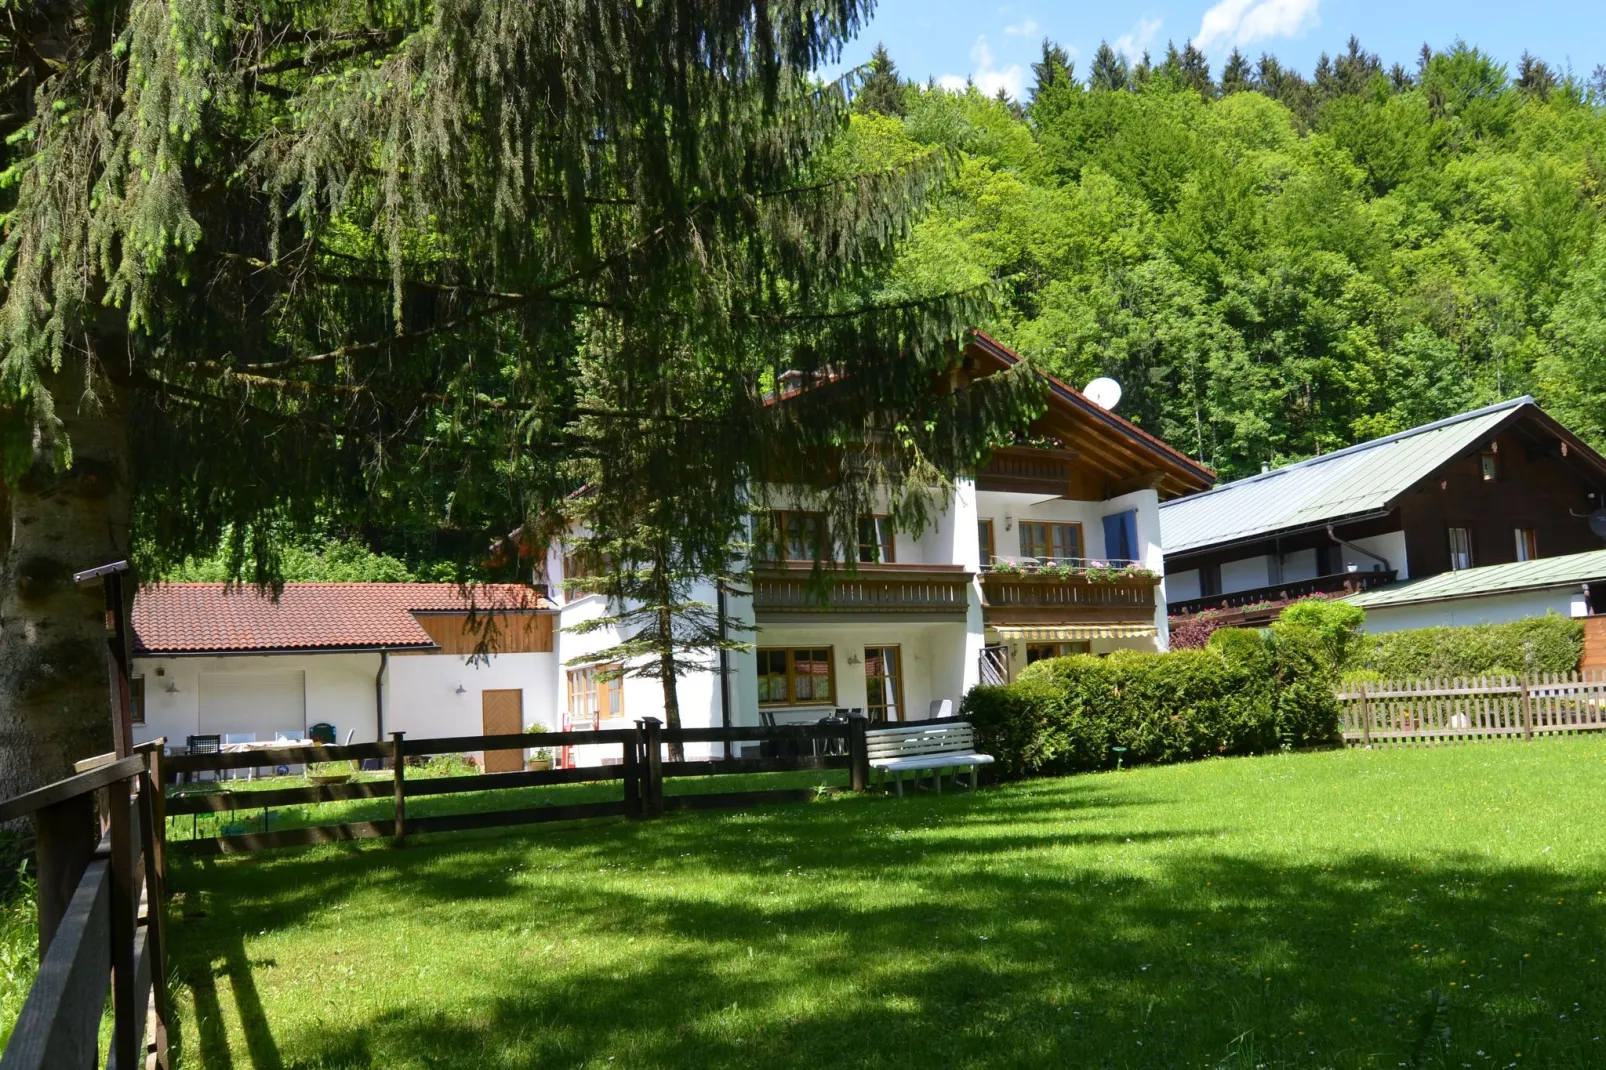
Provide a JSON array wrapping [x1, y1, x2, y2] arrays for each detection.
[[481, 689, 524, 773]]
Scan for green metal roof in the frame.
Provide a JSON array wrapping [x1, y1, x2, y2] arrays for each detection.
[[1161, 398, 1531, 556], [1344, 548, 1606, 610]]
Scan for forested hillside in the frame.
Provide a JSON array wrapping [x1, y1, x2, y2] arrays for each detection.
[[850, 39, 1606, 480]]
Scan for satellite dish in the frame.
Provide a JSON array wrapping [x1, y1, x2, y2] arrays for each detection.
[[1590, 509, 1606, 539], [1084, 377, 1123, 410]]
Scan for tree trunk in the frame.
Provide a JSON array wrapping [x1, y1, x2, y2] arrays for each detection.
[[0, 363, 130, 798], [658, 605, 684, 762]]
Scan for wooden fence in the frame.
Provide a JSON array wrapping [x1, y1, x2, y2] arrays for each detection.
[[0, 742, 170, 1070], [161, 717, 876, 855], [1336, 673, 1606, 746]]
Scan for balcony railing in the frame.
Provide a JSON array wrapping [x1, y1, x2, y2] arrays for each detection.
[[751, 563, 972, 622], [980, 567, 1159, 626], [1167, 570, 1398, 619]]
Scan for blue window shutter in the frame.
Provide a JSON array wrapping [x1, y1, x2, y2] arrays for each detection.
[[1102, 510, 1139, 561]]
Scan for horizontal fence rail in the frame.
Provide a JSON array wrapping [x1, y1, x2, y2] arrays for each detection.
[[164, 719, 875, 856], [0, 748, 170, 1070], [1337, 673, 1606, 747]]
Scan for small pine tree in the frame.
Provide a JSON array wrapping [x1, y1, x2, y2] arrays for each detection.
[[1030, 39, 1076, 103], [1088, 42, 1131, 92], [855, 43, 907, 116], [1516, 51, 1559, 100], [1220, 49, 1252, 95]]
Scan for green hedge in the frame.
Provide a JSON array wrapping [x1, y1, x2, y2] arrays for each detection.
[[961, 626, 1341, 780], [1358, 613, 1582, 680]]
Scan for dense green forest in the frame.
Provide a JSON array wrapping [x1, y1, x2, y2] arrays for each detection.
[[850, 38, 1606, 480]]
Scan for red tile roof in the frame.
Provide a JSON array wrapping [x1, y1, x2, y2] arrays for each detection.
[[132, 583, 555, 655]]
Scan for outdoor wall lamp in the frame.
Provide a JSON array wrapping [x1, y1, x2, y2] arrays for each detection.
[[454, 684, 467, 695], [847, 653, 862, 666], [1004, 513, 1014, 531], [164, 681, 180, 694]]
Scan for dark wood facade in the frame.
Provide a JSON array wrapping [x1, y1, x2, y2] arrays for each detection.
[[1167, 406, 1606, 620]]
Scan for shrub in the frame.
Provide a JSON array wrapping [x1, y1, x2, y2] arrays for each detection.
[[1277, 598, 1367, 670], [1359, 613, 1582, 680], [963, 628, 1340, 780]]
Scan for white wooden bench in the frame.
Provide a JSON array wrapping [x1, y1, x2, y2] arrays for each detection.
[[866, 721, 994, 797]]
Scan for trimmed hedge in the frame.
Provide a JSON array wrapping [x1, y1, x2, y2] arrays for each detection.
[[961, 626, 1341, 780], [1359, 613, 1582, 680]]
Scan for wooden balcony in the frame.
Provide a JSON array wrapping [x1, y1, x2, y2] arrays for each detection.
[[980, 569, 1159, 626], [751, 563, 972, 623], [1167, 570, 1398, 621]]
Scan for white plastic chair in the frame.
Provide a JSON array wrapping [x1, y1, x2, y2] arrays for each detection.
[[223, 733, 256, 780], [928, 698, 953, 720]]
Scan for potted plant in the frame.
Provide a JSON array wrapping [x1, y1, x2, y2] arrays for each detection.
[[525, 723, 553, 771]]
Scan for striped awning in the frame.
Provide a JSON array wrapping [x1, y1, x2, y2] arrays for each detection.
[[991, 624, 1158, 641]]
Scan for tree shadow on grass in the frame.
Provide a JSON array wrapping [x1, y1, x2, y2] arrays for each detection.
[[166, 781, 1606, 1068]]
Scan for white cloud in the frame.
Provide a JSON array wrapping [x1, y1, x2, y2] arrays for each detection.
[[938, 36, 1027, 99], [1003, 17, 1038, 37], [1195, 0, 1319, 52], [1114, 16, 1163, 60]]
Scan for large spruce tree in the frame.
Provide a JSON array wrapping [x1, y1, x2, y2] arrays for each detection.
[[0, 1, 1039, 794]]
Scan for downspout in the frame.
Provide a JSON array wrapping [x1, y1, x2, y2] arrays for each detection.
[[1326, 525, 1391, 573], [375, 648, 389, 747], [717, 583, 732, 761]]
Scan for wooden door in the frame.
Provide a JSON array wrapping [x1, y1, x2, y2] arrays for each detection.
[[481, 689, 524, 773]]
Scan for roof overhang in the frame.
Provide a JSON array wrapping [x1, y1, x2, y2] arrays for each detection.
[[965, 332, 1216, 499]]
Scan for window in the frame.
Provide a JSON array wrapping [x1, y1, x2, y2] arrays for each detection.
[[567, 665, 624, 727], [1448, 527, 1474, 571], [1199, 563, 1222, 597], [978, 520, 995, 566], [1481, 451, 1499, 482], [858, 516, 895, 564], [129, 677, 145, 725], [1026, 642, 1090, 665], [1515, 528, 1539, 562], [562, 549, 613, 601], [863, 646, 904, 723], [759, 511, 826, 562], [757, 647, 834, 706], [1019, 521, 1083, 562]]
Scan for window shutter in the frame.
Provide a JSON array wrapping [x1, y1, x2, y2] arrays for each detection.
[[1102, 510, 1138, 561]]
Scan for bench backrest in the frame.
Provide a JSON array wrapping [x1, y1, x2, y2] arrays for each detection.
[[866, 722, 977, 761]]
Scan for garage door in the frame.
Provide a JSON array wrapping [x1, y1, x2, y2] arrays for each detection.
[[198, 670, 306, 740]]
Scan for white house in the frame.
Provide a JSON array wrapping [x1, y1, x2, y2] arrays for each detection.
[[546, 334, 1215, 751], [131, 583, 558, 771]]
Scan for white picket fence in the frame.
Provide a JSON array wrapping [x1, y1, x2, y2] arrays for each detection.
[[1336, 672, 1606, 747]]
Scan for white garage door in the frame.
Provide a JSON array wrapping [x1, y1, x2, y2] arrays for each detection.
[[198, 670, 306, 740]]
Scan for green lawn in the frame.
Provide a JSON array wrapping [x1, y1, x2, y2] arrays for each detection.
[[165, 740, 1606, 1069]]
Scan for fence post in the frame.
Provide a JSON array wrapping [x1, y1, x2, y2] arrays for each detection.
[[1359, 684, 1371, 748], [1521, 679, 1533, 742], [32, 792, 98, 959], [847, 714, 870, 793], [623, 726, 643, 819], [640, 718, 664, 818], [136, 763, 172, 1069], [147, 747, 168, 884], [392, 732, 407, 847], [108, 773, 139, 1070]]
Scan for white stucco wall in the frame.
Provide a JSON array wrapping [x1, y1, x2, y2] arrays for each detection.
[[132, 649, 558, 751], [1168, 568, 1201, 602], [1339, 530, 1409, 580], [1359, 587, 1588, 634], [1281, 548, 1319, 583]]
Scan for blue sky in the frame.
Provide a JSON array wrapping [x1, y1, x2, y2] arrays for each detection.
[[835, 1, 1605, 99]]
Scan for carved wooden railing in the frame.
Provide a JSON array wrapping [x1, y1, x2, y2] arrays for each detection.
[[751, 564, 972, 620], [1167, 570, 1397, 618], [980, 570, 1158, 623]]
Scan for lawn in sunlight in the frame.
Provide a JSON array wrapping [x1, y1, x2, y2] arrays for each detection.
[[165, 737, 1606, 1069]]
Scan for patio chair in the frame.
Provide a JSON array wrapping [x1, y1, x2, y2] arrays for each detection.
[[185, 734, 222, 783], [223, 733, 257, 780], [928, 698, 954, 720]]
